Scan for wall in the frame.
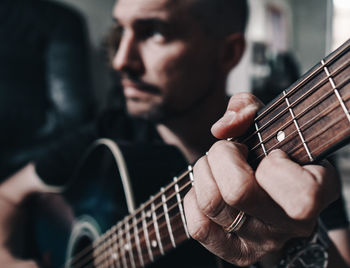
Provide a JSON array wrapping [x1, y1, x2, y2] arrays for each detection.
[[49, 0, 116, 108], [287, 0, 330, 72]]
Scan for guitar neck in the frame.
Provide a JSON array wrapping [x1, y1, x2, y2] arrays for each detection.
[[71, 38, 350, 268]]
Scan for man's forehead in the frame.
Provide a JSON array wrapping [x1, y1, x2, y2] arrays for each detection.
[[113, 0, 194, 22]]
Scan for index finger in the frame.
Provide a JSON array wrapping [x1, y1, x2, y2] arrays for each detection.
[[211, 93, 263, 139]]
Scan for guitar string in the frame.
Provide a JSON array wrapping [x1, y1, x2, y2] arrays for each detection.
[[242, 59, 350, 147], [65, 174, 191, 268], [64, 47, 349, 266], [252, 39, 350, 123], [63, 167, 189, 267], [92, 201, 186, 268], [74, 199, 188, 268], [249, 73, 350, 152], [255, 94, 350, 163], [66, 73, 350, 268], [254, 112, 350, 165], [92, 104, 350, 268]]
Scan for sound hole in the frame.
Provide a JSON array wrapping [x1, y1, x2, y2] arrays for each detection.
[[71, 235, 94, 268]]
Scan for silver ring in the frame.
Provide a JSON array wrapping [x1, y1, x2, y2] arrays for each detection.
[[224, 211, 247, 233]]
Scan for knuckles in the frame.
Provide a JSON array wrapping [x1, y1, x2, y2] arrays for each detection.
[[207, 140, 255, 207], [284, 179, 322, 221], [257, 153, 323, 221], [186, 216, 212, 244]]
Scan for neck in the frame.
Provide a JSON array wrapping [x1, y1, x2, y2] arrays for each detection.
[[156, 90, 228, 163]]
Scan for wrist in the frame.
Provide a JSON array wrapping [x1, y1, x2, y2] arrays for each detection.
[[252, 221, 329, 268]]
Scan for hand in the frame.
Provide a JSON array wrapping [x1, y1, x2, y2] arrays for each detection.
[[183, 93, 340, 266], [0, 249, 39, 268]]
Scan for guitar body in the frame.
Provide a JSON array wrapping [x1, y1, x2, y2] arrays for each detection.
[[29, 141, 189, 267]]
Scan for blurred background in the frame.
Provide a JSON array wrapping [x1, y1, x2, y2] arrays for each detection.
[[1, 0, 349, 214]]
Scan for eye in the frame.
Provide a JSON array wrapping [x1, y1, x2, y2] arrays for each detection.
[[138, 22, 168, 43], [150, 30, 166, 43]]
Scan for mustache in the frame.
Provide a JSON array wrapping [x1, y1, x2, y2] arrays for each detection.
[[121, 75, 161, 95]]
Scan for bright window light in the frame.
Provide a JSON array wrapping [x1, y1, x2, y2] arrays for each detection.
[[334, 0, 350, 9]]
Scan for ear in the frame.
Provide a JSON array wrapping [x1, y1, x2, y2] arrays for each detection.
[[220, 33, 246, 74]]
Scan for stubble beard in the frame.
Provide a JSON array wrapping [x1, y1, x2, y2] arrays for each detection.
[[126, 99, 173, 123]]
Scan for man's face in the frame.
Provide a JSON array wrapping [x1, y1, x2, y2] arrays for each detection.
[[112, 0, 223, 121]]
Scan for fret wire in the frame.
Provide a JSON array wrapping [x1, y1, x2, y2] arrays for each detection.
[[254, 122, 267, 156], [108, 225, 118, 268], [161, 187, 177, 248], [305, 121, 350, 163], [254, 39, 350, 122], [321, 59, 350, 123], [74, 170, 192, 267], [92, 174, 193, 267], [243, 59, 350, 147], [253, 94, 350, 163], [188, 165, 194, 186], [141, 207, 154, 262], [87, 175, 194, 268], [288, 113, 348, 160], [283, 91, 314, 161], [112, 230, 122, 268], [95, 229, 110, 267], [247, 61, 350, 153], [250, 86, 335, 152], [174, 176, 191, 238], [106, 230, 114, 268], [119, 226, 129, 268], [95, 200, 192, 268], [282, 114, 349, 165], [151, 198, 165, 255], [250, 74, 350, 154], [133, 216, 145, 267], [109, 229, 117, 268], [126, 221, 136, 268]]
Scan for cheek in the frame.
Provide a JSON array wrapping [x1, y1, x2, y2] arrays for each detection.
[[142, 42, 193, 87]]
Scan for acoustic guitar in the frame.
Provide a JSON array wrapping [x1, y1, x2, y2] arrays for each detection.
[[28, 39, 350, 268]]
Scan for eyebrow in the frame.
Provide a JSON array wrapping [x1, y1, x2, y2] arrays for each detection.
[[113, 16, 171, 28]]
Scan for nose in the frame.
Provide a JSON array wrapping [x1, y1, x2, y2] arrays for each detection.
[[112, 31, 143, 74]]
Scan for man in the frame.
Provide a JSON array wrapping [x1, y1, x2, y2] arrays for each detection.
[[0, 0, 349, 267]]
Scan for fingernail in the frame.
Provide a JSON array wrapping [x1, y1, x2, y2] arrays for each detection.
[[241, 104, 259, 115], [214, 110, 236, 126]]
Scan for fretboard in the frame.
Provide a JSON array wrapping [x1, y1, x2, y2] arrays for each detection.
[[68, 38, 350, 268]]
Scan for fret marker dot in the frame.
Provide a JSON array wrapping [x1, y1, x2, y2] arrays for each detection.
[[111, 253, 118, 259], [146, 211, 152, 218], [124, 244, 131, 251], [277, 131, 285, 142], [151, 240, 158, 248]]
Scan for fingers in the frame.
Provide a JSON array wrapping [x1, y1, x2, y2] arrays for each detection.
[[211, 93, 263, 139], [183, 189, 265, 266], [197, 141, 286, 225], [192, 141, 255, 228], [256, 150, 340, 223]]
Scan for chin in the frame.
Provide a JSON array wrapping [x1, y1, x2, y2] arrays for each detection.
[[126, 102, 169, 123]]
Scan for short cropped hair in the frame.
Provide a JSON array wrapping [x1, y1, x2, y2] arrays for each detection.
[[189, 0, 248, 37]]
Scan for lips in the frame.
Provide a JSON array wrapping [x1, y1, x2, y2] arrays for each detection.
[[121, 79, 160, 98]]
